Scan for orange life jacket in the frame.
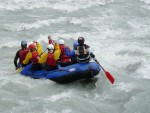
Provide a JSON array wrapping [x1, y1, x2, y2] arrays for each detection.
[[19, 49, 29, 64], [59, 45, 71, 63], [46, 53, 57, 66]]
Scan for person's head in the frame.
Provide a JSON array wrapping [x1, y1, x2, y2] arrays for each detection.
[[58, 39, 65, 45], [28, 44, 36, 52], [78, 37, 85, 45], [73, 41, 79, 49], [47, 44, 54, 53], [21, 41, 27, 49]]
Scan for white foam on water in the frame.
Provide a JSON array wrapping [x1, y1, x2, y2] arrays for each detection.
[[5, 17, 68, 32], [0, 0, 150, 112], [135, 58, 150, 79], [0, 73, 36, 89], [0, 0, 50, 11], [0, 39, 20, 48], [116, 82, 136, 92], [70, 18, 83, 25], [127, 18, 150, 38], [0, 0, 113, 12], [46, 91, 72, 102], [140, 0, 150, 10], [50, 0, 106, 13], [61, 109, 72, 113], [141, 5, 150, 10], [140, 0, 150, 4]]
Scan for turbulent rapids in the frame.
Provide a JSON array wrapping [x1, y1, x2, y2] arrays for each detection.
[[0, 0, 150, 113]]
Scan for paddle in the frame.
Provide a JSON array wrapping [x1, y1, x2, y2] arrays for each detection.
[[17, 68, 23, 73], [20, 48, 47, 75], [96, 62, 114, 84]]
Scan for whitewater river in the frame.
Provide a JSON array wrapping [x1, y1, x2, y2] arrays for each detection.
[[0, 0, 150, 113]]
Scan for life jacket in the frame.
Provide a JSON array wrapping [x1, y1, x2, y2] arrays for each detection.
[[31, 51, 39, 64], [19, 49, 29, 64], [76, 44, 91, 63], [59, 45, 71, 63], [46, 53, 57, 66]]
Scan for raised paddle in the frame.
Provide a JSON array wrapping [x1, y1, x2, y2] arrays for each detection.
[[97, 62, 114, 84], [20, 48, 47, 75]]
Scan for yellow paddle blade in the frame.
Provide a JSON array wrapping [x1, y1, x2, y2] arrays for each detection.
[[16, 68, 23, 73]]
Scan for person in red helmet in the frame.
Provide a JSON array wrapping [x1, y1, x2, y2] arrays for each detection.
[[23, 40, 43, 71], [14, 40, 29, 70], [75, 37, 99, 63]]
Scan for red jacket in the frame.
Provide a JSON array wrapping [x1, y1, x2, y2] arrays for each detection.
[[59, 45, 71, 63]]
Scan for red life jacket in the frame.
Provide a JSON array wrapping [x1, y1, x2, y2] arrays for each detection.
[[59, 45, 71, 63], [19, 49, 29, 64], [31, 51, 39, 64], [46, 53, 57, 66]]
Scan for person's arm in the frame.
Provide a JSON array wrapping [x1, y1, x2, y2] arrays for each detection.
[[54, 44, 61, 60], [35, 42, 42, 55], [39, 52, 48, 63], [90, 52, 99, 63], [65, 48, 75, 57], [86, 45, 99, 63], [49, 39, 53, 44], [48, 35, 55, 45], [14, 50, 20, 69]]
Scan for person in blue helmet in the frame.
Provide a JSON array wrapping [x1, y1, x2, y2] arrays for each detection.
[[14, 41, 29, 70], [65, 41, 79, 64]]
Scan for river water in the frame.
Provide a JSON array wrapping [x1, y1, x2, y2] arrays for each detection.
[[0, 0, 150, 113]]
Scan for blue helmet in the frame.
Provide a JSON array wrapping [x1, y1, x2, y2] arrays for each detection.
[[21, 40, 27, 48], [73, 41, 79, 48]]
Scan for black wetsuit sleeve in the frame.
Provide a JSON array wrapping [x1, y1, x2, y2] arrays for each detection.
[[90, 52, 95, 58], [14, 50, 20, 68]]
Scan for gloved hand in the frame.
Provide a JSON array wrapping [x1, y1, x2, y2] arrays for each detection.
[[33, 40, 37, 43], [48, 35, 51, 40]]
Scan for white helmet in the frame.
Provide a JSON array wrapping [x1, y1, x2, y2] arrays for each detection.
[[58, 39, 65, 45], [47, 44, 54, 50]]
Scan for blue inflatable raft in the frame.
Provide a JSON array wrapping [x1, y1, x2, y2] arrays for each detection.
[[20, 62, 101, 84]]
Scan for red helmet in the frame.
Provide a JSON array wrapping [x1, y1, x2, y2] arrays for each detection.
[[28, 44, 36, 49]]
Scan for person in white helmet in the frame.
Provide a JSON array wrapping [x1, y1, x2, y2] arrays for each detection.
[[40, 44, 60, 71], [58, 39, 71, 67]]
